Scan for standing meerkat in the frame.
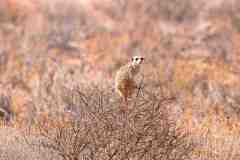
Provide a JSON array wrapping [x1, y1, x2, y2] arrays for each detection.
[[115, 55, 144, 104]]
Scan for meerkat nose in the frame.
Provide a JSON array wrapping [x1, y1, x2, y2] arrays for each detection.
[[140, 57, 144, 63]]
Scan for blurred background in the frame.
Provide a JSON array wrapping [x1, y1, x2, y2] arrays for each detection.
[[1, 0, 240, 159]]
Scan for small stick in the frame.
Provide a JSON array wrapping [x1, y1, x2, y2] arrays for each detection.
[[131, 75, 144, 111], [136, 74, 144, 98]]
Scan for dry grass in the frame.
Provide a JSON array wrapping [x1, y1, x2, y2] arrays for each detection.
[[0, 0, 240, 160]]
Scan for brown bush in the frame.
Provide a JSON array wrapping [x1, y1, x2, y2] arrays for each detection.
[[23, 85, 194, 160]]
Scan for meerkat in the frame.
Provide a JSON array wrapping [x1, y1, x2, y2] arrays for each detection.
[[115, 55, 144, 104]]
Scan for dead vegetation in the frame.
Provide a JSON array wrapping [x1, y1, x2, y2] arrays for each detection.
[[0, 0, 240, 160], [21, 85, 193, 160]]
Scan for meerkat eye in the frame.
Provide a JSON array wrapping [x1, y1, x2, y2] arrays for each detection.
[[140, 58, 144, 60], [135, 58, 139, 61]]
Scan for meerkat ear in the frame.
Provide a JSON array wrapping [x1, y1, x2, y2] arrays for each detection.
[[131, 57, 134, 61]]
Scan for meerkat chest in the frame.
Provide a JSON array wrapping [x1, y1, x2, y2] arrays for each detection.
[[129, 65, 140, 77], [115, 64, 140, 84]]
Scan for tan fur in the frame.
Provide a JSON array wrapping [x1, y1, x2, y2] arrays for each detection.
[[115, 57, 143, 102]]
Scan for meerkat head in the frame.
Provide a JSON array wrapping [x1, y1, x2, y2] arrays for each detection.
[[131, 55, 144, 66]]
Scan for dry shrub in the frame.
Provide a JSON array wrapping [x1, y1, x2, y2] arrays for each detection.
[[0, 94, 12, 122], [142, 0, 200, 23], [97, 0, 200, 23], [24, 85, 194, 160], [40, 1, 96, 50], [193, 131, 240, 160]]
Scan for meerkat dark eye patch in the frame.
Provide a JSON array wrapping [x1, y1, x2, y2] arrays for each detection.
[[140, 58, 144, 60], [135, 58, 139, 60]]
